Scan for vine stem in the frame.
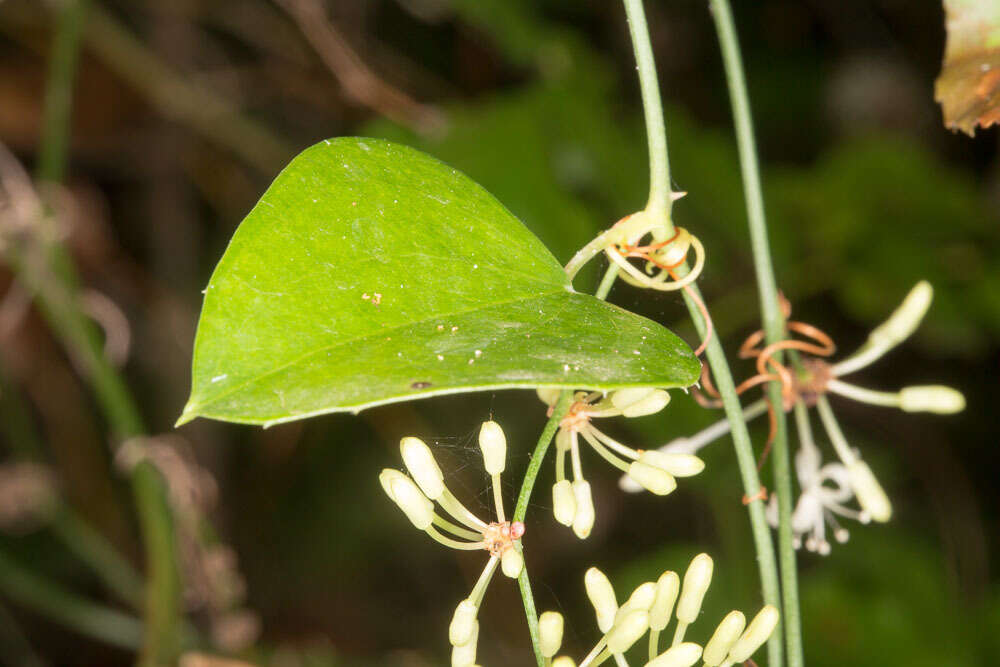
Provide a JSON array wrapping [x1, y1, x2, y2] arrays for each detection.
[[621, 1, 784, 665], [514, 391, 574, 666], [29, 1, 183, 664], [708, 1, 804, 665]]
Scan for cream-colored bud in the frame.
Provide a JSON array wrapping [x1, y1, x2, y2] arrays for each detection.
[[478, 421, 507, 474], [639, 451, 705, 478], [584, 567, 618, 633], [539, 611, 564, 658], [606, 610, 649, 654], [450, 620, 478, 667], [400, 437, 444, 500], [537, 387, 561, 406], [552, 480, 576, 526], [501, 548, 524, 579], [702, 610, 746, 666], [449, 599, 479, 647], [676, 553, 713, 624], [572, 480, 595, 539], [648, 570, 680, 631], [726, 606, 779, 663], [551, 658, 576, 667], [847, 460, 892, 522], [898, 385, 966, 414], [615, 581, 657, 625], [555, 428, 573, 452], [386, 475, 434, 530], [645, 643, 703, 667], [378, 468, 408, 500], [627, 461, 677, 496], [611, 388, 671, 417], [868, 281, 932, 349]]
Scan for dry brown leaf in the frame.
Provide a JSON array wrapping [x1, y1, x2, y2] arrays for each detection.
[[935, 0, 1000, 135]]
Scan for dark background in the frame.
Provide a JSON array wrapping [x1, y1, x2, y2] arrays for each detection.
[[0, 1, 998, 665]]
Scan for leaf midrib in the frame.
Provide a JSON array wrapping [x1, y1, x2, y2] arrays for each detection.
[[191, 285, 575, 412]]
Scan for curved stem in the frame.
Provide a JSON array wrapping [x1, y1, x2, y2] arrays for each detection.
[[515, 391, 574, 666], [619, 3, 783, 664], [708, 1, 803, 664]]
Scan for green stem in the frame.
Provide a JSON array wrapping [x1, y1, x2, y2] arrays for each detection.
[[620, 2, 783, 664], [708, 1, 803, 665], [0, 547, 143, 650], [28, 3, 183, 663], [514, 391, 574, 666]]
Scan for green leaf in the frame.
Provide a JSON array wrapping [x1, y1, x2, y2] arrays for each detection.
[[179, 138, 699, 427]]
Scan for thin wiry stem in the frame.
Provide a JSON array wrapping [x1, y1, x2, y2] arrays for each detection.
[[620, 4, 783, 664], [708, 1, 803, 663]]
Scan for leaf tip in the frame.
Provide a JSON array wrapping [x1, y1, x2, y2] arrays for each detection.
[[175, 403, 200, 428]]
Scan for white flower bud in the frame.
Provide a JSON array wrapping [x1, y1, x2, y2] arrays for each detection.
[[501, 548, 524, 579], [638, 451, 705, 478], [648, 570, 680, 631], [380, 471, 434, 530], [615, 581, 657, 625], [539, 611, 564, 658], [726, 605, 779, 663], [847, 460, 892, 522], [572, 480, 595, 539], [555, 428, 573, 452], [676, 553, 713, 624], [627, 461, 677, 496], [400, 437, 444, 500], [611, 388, 671, 417], [584, 567, 618, 633], [537, 387, 561, 406], [551, 657, 576, 667], [645, 643, 703, 667], [552, 480, 576, 526], [449, 599, 479, 647], [478, 421, 507, 474], [868, 281, 932, 349], [702, 610, 746, 666], [898, 385, 966, 414], [607, 610, 649, 654], [450, 620, 478, 667]]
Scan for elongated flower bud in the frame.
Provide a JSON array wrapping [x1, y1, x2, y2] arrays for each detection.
[[584, 567, 618, 633], [868, 281, 932, 349], [552, 480, 576, 526], [847, 460, 892, 522], [627, 461, 677, 495], [539, 611, 564, 658], [450, 620, 478, 667], [648, 570, 680, 631], [537, 387, 561, 406], [400, 437, 444, 500], [615, 581, 657, 625], [551, 657, 576, 667], [501, 548, 524, 579], [478, 421, 507, 474], [380, 471, 434, 530], [555, 428, 573, 452], [646, 643, 703, 667], [606, 610, 649, 653], [449, 599, 479, 647], [676, 553, 713, 624], [639, 451, 705, 478], [572, 480, 595, 539], [726, 606, 779, 663], [702, 610, 746, 666], [898, 385, 966, 414], [611, 388, 671, 417]]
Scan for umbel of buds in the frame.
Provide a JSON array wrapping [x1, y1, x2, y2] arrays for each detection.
[[538, 388, 705, 539], [542, 553, 777, 667], [379, 421, 526, 667]]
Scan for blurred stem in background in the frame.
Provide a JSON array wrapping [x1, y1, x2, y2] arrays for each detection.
[[622, 0, 784, 663], [0, 0, 184, 664], [708, 1, 805, 664]]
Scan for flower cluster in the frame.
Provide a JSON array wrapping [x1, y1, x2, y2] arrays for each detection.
[[537, 388, 706, 539], [623, 281, 965, 555], [538, 553, 777, 667], [379, 421, 523, 666]]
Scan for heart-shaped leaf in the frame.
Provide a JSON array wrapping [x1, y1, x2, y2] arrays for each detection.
[[179, 138, 700, 426]]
